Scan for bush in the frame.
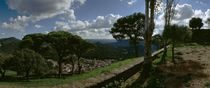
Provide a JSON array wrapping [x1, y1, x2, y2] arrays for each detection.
[[191, 29, 210, 43], [175, 52, 183, 55], [204, 82, 210, 87], [12, 49, 48, 80]]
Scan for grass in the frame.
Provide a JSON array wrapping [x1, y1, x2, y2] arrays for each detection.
[[204, 82, 210, 87], [153, 47, 172, 65], [0, 57, 141, 87], [175, 51, 183, 55], [5, 70, 16, 76]]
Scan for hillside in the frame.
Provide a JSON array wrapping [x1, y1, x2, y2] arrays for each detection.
[[0, 37, 21, 54], [87, 39, 158, 58]]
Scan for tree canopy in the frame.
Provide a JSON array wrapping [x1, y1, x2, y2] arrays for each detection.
[[163, 24, 192, 63], [110, 13, 145, 57], [12, 49, 48, 80], [0, 53, 12, 77], [189, 17, 204, 29]]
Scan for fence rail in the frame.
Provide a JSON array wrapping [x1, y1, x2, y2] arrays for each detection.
[[65, 46, 169, 88]]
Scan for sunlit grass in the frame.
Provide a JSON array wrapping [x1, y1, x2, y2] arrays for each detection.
[[0, 57, 141, 87]]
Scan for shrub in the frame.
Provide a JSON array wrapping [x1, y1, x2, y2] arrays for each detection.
[[175, 52, 183, 55]]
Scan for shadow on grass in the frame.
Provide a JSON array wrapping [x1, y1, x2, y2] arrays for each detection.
[[125, 57, 208, 88], [0, 73, 73, 82]]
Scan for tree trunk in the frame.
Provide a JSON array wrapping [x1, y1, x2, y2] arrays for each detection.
[[172, 41, 175, 63], [58, 57, 62, 78], [0, 69, 6, 78], [161, 40, 167, 64], [140, 0, 155, 84], [134, 41, 139, 57], [71, 60, 75, 75], [26, 70, 30, 81], [77, 56, 81, 74]]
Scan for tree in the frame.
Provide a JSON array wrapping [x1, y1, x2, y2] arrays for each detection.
[[163, 25, 192, 63], [152, 34, 163, 49], [12, 49, 48, 81], [46, 31, 77, 78], [73, 37, 95, 74], [140, 0, 156, 83], [20, 33, 47, 53], [189, 17, 204, 30], [64, 55, 77, 75], [110, 13, 145, 57], [0, 53, 12, 78], [161, 0, 177, 64]]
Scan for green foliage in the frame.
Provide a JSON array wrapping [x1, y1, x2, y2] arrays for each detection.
[[102, 79, 125, 88], [204, 82, 210, 87], [110, 13, 145, 57], [145, 67, 165, 88], [0, 57, 140, 87], [189, 17, 204, 29], [20, 33, 46, 52], [152, 34, 163, 49], [0, 37, 21, 54], [163, 25, 192, 63], [12, 49, 48, 79], [0, 53, 12, 77], [84, 42, 127, 59], [176, 73, 192, 87], [163, 25, 192, 43], [110, 13, 145, 41], [191, 29, 210, 43], [175, 51, 183, 55]]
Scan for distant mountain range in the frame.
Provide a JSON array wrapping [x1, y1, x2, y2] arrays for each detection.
[[86, 39, 158, 57], [0, 37, 21, 54], [86, 39, 117, 44]]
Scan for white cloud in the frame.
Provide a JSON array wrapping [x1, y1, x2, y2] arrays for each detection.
[[195, 1, 206, 5], [173, 4, 194, 20], [90, 14, 121, 29], [61, 9, 76, 20], [1, 0, 86, 31], [44, 31, 49, 34], [34, 24, 42, 29], [53, 14, 122, 39], [193, 10, 204, 18], [1, 22, 27, 31], [205, 9, 210, 29], [155, 4, 210, 35], [127, 0, 137, 5], [205, 9, 210, 19]]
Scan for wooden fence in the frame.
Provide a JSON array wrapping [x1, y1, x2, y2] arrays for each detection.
[[63, 46, 168, 88]]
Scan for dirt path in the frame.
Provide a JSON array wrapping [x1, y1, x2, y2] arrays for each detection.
[[176, 45, 210, 88], [161, 45, 210, 88], [123, 45, 210, 88]]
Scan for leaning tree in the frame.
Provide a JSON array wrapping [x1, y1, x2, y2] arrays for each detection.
[[110, 13, 145, 57]]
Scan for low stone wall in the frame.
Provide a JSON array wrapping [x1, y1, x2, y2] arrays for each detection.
[[65, 47, 167, 88]]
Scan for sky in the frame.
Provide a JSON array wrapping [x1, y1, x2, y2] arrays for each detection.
[[0, 0, 210, 39]]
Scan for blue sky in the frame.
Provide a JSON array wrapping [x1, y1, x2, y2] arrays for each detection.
[[0, 0, 210, 39]]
